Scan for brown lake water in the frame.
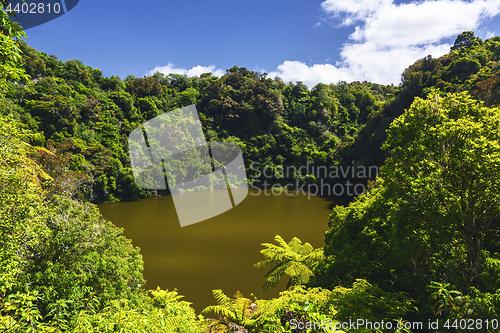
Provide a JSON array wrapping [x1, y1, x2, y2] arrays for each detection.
[[98, 190, 336, 313]]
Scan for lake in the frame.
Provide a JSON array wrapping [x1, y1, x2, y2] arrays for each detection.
[[98, 190, 337, 313]]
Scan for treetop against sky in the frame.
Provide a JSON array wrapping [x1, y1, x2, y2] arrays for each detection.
[[21, 0, 500, 87]]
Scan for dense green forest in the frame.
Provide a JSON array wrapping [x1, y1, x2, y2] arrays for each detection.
[[5, 37, 400, 202], [1, 1, 500, 331]]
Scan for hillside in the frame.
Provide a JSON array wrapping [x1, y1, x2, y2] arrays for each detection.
[[2, 24, 500, 331], [5, 40, 396, 202], [3, 32, 499, 204]]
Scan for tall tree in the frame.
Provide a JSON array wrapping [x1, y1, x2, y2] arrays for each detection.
[[320, 91, 500, 319], [382, 91, 500, 293], [451, 31, 481, 51]]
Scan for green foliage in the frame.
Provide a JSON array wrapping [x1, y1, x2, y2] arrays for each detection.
[[4, 30, 500, 205], [444, 57, 481, 82], [382, 91, 500, 294], [451, 31, 481, 51], [0, 115, 179, 332], [428, 282, 475, 318], [203, 290, 260, 332], [1, 289, 43, 331], [330, 279, 414, 324], [257, 286, 336, 333], [470, 288, 500, 318], [202, 286, 337, 333], [22, 195, 146, 312], [319, 182, 391, 288], [319, 91, 500, 328], [0, 4, 30, 96], [72, 296, 203, 333], [255, 235, 324, 292], [202, 282, 413, 333], [3, 24, 500, 331], [2, 42, 398, 202], [0, 115, 48, 295]]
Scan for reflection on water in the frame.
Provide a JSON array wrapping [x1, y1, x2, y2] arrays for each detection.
[[98, 190, 334, 313]]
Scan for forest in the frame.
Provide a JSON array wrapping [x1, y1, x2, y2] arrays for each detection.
[[1, 1, 500, 331]]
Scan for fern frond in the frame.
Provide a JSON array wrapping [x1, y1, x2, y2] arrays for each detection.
[[260, 246, 291, 263], [303, 248, 325, 265], [262, 265, 288, 292], [301, 242, 314, 255], [273, 235, 289, 249], [254, 259, 277, 268], [211, 289, 232, 308], [233, 291, 244, 300], [263, 264, 286, 281], [288, 237, 303, 253], [202, 305, 235, 322]]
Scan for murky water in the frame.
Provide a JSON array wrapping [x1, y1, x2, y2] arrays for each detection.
[[98, 190, 336, 313]]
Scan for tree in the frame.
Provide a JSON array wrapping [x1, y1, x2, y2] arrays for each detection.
[[0, 115, 48, 297], [73, 288, 204, 332], [202, 290, 259, 332], [444, 57, 481, 82], [451, 31, 481, 51], [254, 235, 324, 292], [382, 91, 500, 294], [0, 2, 30, 95], [319, 91, 500, 320]]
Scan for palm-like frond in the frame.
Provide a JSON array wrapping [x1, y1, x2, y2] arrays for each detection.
[[303, 248, 325, 266], [258, 244, 290, 263], [300, 242, 314, 255], [288, 236, 303, 253], [150, 287, 185, 307], [203, 304, 236, 322], [255, 235, 324, 292], [211, 289, 233, 309], [254, 258, 275, 269], [203, 290, 238, 324], [203, 289, 259, 332], [273, 235, 289, 248], [261, 264, 288, 292]]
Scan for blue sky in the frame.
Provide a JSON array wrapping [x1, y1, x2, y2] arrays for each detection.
[[22, 0, 500, 87]]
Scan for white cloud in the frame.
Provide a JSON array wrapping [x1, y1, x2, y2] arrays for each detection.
[[149, 63, 225, 77], [272, 0, 500, 86], [268, 61, 356, 87], [485, 30, 497, 39], [321, 0, 392, 25], [340, 42, 451, 84], [353, 0, 500, 47], [149, 1, 500, 87]]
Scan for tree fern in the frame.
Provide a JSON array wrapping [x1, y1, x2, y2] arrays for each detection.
[[255, 235, 324, 292], [202, 290, 260, 332]]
